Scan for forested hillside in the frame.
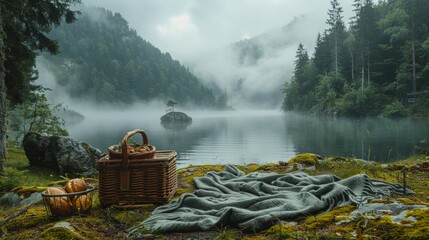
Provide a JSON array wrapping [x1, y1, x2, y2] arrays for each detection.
[[43, 7, 218, 107], [282, 0, 429, 117]]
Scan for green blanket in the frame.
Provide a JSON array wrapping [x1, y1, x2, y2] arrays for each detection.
[[132, 165, 410, 233]]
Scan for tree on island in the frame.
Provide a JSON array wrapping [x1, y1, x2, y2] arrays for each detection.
[[0, 0, 81, 172], [166, 99, 178, 112], [161, 99, 192, 123]]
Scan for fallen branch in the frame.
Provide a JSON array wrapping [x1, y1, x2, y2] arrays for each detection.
[[0, 204, 32, 227]]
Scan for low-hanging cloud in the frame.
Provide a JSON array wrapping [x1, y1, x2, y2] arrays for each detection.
[[82, 0, 353, 58], [36, 56, 169, 120], [187, 15, 328, 108], [78, 0, 354, 108]]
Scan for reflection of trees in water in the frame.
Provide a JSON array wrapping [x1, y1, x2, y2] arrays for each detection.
[[69, 117, 225, 166], [284, 113, 427, 162], [161, 120, 192, 130], [69, 112, 427, 165], [157, 119, 228, 165]]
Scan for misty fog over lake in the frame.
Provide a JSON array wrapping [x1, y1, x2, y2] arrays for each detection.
[[67, 109, 428, 168], [27, 1, 428, 172]]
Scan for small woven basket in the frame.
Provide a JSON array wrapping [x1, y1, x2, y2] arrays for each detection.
[[108, 129, 156, 160], [41, 186, 96, 218]]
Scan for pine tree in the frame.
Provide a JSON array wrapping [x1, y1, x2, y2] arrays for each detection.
[[0, 0, 80, 172], [294, 43, 310, 84], [326, 0, 346, 77], [313, 33, 332, 76], [282, 43, 310, 111], [351, 0, 378, 89]]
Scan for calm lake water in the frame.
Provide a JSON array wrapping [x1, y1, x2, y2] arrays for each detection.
[[67, 109, 429, 168]]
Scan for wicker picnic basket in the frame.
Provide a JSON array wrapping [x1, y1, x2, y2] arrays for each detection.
[[98, 129, 177, 206]]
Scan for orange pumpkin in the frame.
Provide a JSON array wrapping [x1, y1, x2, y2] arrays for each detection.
[[64, 178, 87, 193], [73, 195, 92, 212], [45, 187, 73, 216]]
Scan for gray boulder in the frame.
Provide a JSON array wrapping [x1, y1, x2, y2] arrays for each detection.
[[0, 192, 21, 208], [23, 132, 103, 177]]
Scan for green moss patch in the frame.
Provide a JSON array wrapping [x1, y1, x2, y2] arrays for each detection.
[[303, 204, 357, 229], [3, 206, 51, 231], [1, 145, 62, 193], [39, 226, 85, 240], [288, 153, 321, 166], [11, 186, 47, 198]]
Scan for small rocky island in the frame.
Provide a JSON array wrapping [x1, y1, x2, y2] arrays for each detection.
[[160, 111, 192, 122], [160, 100, 192, 125], [160, 111, 192, 130]]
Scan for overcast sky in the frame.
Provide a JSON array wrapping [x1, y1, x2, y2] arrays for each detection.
[[82, 0, 354, 62], [76, 1, 356, 108]]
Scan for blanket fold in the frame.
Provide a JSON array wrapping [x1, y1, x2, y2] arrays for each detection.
[[131, 165, 411, 233]]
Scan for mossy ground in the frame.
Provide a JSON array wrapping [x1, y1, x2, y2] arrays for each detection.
[[0, 146, 61, 194], [1, 148, 429, 239]]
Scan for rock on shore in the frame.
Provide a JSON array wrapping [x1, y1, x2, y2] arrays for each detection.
[[23, 132, 103, 177]]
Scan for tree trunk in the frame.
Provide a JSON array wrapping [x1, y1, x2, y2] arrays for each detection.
[[0, 5, 7, 172], [361, 52, 365, 93], [335, 38, 338, 76], [349, 49, 354, 81], [367, 50, 370, 86], [412, 40, 416, 93], [411, 0, 416, 93]]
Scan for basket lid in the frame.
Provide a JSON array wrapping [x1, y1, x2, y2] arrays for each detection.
[[98, 150, 176, 164]]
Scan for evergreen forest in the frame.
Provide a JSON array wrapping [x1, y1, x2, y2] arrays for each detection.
[[282, 0, 429, 117], [42, 7, 220, 108]]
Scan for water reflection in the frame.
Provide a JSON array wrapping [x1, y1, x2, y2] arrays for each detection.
[[284, 113, 426, 162], [67, 110, 428, 168], [161, 120, 192, 130]]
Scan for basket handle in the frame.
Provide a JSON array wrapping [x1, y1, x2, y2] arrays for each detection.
[[120, 129, 149, 190]]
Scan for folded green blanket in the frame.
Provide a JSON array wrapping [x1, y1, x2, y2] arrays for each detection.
[[131, 165, 410, 233]]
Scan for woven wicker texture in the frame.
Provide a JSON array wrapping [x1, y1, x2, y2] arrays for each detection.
[[98, 151, 177, 206], [108, 129, 156, 160], [99, 130, 177, 206]]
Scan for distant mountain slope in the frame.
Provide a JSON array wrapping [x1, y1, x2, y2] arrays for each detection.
[[233, 16, 312, 65], [42, 7, 216, 107], [189, 16, 316, 108]]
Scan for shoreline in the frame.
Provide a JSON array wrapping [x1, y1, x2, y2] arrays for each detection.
[[1, 150, 429, 239]]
